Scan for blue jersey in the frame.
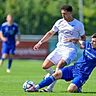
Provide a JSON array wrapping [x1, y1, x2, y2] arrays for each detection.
[[73, 42, 96, 78], [60, 42, 96, 89], [0, 22, 19, 46]]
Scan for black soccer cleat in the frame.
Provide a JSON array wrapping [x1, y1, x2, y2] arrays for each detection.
[[40, 88, 53, 92]]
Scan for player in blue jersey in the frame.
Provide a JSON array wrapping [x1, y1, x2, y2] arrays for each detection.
[[0, 14, 20, 73], [26, 33, 96, 93]]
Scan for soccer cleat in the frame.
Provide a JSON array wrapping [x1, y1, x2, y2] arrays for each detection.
[[40, 88, 53, 92], [6, 69, 11, 73], [26, 86, 38, 92]]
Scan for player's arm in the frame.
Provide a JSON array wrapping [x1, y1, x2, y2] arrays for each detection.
[[16, 33, 20, 46], [78, 22, 86, 49], [0, 31, 7, 42], [33, 30, 55, 50], [79, 34, 86, 49], [15, 25, 20, 46], [63, 35, 86, 47], [64, 38, 79, 43]]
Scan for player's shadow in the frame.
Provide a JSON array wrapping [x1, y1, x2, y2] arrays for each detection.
[[54, 91, 96, 94], [82, 92, 96, 94]]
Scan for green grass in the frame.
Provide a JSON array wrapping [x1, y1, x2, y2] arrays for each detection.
[[0, 60, 96, 96]]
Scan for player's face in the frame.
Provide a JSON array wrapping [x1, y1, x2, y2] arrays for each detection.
[[61, 10, 72, 20], [91, 38, 96, 48], [6, 15, 13, 24]]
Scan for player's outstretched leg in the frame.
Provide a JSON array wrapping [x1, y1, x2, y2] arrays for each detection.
[[26, 76, 56, 92], [42, 68, 56, 92]]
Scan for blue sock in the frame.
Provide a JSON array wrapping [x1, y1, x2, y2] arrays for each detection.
[[38, 76, 56, 89], [7, 58, 13, 69]]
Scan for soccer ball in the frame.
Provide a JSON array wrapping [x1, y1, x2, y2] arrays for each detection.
[[23, 80, 35, 92]]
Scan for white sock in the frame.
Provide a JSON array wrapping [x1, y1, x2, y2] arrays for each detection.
[[45, 68, 56, 91], [35, 84, 40, 90], [47, 81, 56, 91], [45, 68, 54, 75]]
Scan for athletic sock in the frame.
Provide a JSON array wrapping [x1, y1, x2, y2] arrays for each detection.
[[35, 76, 56, 90], [47, 80, 56, 91], [46, 68, 54, 75], [7, 58, 13, 69]]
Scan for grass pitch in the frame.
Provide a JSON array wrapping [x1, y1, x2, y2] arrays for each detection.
[[0, 59, 96, 96]]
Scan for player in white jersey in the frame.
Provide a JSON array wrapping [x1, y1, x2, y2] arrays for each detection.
[[33, 5, 86, 92]]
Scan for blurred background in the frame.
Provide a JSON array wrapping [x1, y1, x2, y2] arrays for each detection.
[[0, 0, 96, 59]]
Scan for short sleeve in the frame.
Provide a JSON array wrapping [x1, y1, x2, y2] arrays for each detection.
[[14, 23, 20, 35], [51, 21, 59, 33], [79, 23, 85, 36]]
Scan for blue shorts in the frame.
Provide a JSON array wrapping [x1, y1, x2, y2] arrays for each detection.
[[61, 66, 88, 88], [2, 43, 15, 55], [61, 66, 74, 81], [72, 75, 88, 88]]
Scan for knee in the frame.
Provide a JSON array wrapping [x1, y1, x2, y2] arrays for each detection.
[[2, 54, 7, 59], [67, 88, 74, 93], [52, 70, 62, 79], [42, 64, 48, 69], [67, 83, 77, 93], [42, 60, 53, 69]]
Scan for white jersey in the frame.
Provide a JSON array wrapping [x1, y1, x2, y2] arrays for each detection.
[[51, 18, 85, 48]]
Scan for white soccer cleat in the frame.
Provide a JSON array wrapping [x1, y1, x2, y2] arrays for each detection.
[[26, 86, 38, 92], [6, 69, 11, 73]]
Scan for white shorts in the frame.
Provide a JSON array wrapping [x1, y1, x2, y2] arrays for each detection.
[[46, 46, 77, 65]]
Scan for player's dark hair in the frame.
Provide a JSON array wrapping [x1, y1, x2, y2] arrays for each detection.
[[61, 5, 73, 12], [91, 33, 96, 38]]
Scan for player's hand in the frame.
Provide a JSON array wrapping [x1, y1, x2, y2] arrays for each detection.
[[64, 38, 79, 43], [16, 41, 20, 46], [33, 42, 41, 50], [63, 38, 71, 42], [2, 37, 7, 42], [80, 44, 85, 49], [79, 40, 85, 49]]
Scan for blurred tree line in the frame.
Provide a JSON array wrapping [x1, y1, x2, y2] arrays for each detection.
[[0, 0, 96, 35]]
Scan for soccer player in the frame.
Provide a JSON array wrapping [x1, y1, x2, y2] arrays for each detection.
[[27, 33, 96, 93], [33, 5, 86, 92], [0, 14, 20, 73]]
